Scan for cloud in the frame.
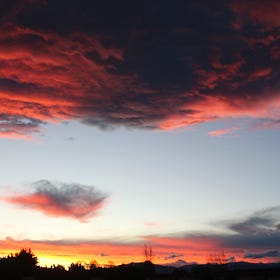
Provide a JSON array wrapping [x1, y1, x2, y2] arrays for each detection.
[[228, 207, 280, 235], [230, 0, 280, 26], [1, 180, 108, 221], [164, 259, 191, 267], [208, 126, 239, 137], [65, 136, 75, 142], [164, 252, 184, 260], [226, 256, 236, 263], [252, 119, 280, 130], [0, 114, 42, 140], [205, 207, 280, 253], [244, 249, 280, 259], [144, 221, 158, 227], [99, 252, 109, 257], [0, 1, 279, 139], [229, 216, 274, 235]]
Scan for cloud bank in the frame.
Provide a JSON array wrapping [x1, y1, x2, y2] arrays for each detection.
[[2, 180, 108, 221], [0, 0, 279, 139]]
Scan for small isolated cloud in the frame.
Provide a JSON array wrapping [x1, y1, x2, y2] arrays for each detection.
[[144, 221, 158, 227], [226, 256, 236, 263], [65, 137, 75, 142], [208, 126, 239, 137], [99, 252, 109, 257], [1, 180, 108, 222], [244, 249, 280, 259], [164, 259, 190, 267], [164, 252, 184, 260]]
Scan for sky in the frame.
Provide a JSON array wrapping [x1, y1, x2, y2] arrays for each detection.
[[0, 0, 280, 268]]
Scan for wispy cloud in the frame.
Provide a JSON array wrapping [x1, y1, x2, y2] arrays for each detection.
[[208, 126, 239, 137], [1, 180, 108, 222]]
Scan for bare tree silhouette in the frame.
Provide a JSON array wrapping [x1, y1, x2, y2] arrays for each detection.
[[144, 244, 153, 262], [207, 250, 226, 265]]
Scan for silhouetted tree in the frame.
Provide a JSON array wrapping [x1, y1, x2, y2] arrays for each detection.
[[37, 265, 68, 280], [69, 262, 86, 272], [207, 250, 226, 265], [0, 248, 37, 279], [68, 262, 88, 279], [87, 259, 99, 270], [144, 244, 153, 262], [15, 248, 38, 276]]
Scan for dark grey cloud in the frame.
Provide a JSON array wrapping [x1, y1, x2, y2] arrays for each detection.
[[211, 207, 280, 250], [2, 180, 108, 222], [228, 207, 280, 235], [170, 206, 280, 256], [230, 217, 276, 235], [99, 252, 109, 257], [164, 252, 184, 260], [221, 232, 280, 250], [244, 249, 280, 259], [0, 114, 43, 139]]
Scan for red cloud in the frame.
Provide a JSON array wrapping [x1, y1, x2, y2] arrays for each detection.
[[231, 0, 280, 26], [2, 180, 107, 222], [249, 67, 272, 81], [159, 92, 280, 131], [0, 12, 279, 138], [0, 23, 128, 138], [208, 126, 239, 137]]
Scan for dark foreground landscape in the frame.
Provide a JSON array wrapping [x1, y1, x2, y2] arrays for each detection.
[[1, 249, 280, 280]]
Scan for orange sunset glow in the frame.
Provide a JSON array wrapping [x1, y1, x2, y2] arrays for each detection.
[[0, 236, 243, 267]]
